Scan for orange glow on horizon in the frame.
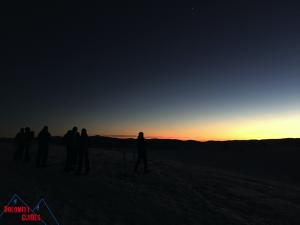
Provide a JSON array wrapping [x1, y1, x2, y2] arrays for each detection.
[[47, 113, 300, 142]]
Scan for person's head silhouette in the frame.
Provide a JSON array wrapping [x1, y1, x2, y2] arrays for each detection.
[[138, 132, 144, 139]]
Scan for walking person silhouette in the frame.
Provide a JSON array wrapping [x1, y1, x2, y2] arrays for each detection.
[[134, 132, 149, 173]]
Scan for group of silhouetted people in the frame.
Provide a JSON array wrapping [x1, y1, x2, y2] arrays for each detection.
[[14, 126, 52, 167], [13, 127, 149, 175], [63, 126, 91, 175], [14, 127, 36, 163]]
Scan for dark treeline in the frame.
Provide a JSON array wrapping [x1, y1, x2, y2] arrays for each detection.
[[2, 136, 300, 150]]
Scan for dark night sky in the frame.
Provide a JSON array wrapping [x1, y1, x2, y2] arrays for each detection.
[[1, 0, 299, 140]]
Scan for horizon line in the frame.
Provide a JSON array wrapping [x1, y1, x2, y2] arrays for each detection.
[[1, 135, 299, 143]]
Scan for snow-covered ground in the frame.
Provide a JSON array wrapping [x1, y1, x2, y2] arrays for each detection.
[[0, 143, 299, 225]]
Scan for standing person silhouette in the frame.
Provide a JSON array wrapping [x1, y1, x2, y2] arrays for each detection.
[[36, 126, 51, 167], [74, 131, 80, 164], [75, 128, 91, 175], [63, 130, 72, 171], [70, 127, 78, 165], [13, 128, 25, 160], [134, 132, 149, 173], [24, 127, 34, 163]]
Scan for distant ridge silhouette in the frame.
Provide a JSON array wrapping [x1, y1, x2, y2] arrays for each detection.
[[1, 136, 300, 149], [0, 194, 59, 225]]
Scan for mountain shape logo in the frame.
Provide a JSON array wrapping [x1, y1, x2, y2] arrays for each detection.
[[0, 194, 59, 225]]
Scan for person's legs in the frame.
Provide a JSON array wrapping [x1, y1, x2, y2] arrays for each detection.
[[84, 150, 90, 173], [18, 145, 24, 160], [36, 145, 43, 167], [64, 147, 71, 171], [41, 146, 49, 166], [134, 155, 142, 172], [143, 153, 148, 172], [25, 145, 31, 163], [73, 148, 78, 165], [70, 147, 75, 168], [76, 150, 83, 174]]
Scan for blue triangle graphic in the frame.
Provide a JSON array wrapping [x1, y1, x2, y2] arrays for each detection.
[[0, 194, 59, 225]]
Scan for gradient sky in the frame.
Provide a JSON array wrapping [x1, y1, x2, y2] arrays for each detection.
[[1, 0, 300, 141]]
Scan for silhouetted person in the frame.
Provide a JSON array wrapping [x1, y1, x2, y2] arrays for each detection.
[[24, 127, 34, 163], [71, 127, 79, 165], [134, 132, 149, 173], [63, 130, 73, 171], [13, 128, 25, 160], [75, 128, 91, 175], [74, 131, 80, 164], [36, 126, 51, 167]]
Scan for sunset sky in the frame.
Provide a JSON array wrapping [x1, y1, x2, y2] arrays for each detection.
[[1, 0, 299, 141]]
